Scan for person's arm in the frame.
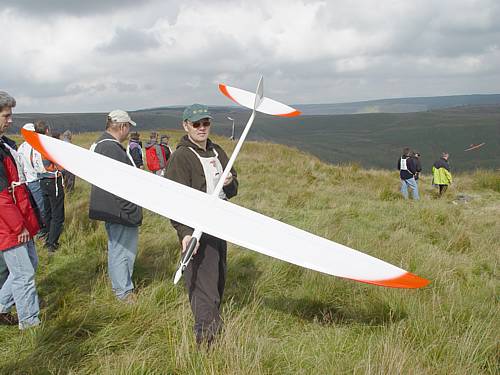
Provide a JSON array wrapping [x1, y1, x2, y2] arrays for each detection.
[[444, 169, 452, 184], [42, 154, 63, 173], [155, 145, 166, 169], [416, 159, 422, 173], [129, 147, 144, 169], [0, 162, 27, 241], [407, 158, 418, 175]]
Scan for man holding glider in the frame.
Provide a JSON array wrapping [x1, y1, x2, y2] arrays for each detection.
[[89, 110, 143, 303], [0, 91, 41, 329], [165, 104, 238, 346]]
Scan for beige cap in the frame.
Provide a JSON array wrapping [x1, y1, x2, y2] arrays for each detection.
[[108, 109, 136, 126]]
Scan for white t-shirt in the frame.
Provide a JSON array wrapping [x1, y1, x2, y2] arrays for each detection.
[[17, 141, 46, 183]]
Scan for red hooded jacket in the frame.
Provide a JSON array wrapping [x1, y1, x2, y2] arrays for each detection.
[[0, 137, 40, 251]]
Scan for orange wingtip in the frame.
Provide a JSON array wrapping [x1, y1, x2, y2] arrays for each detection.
[[219, 84, 239, 105], [355, 272, 431, 289], [277, 110, 301, 117], [21, 128, 51, 161]]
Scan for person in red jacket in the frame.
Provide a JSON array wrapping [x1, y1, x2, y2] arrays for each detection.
[[145, 131, 168, 175], [0, 91, 41, 329]]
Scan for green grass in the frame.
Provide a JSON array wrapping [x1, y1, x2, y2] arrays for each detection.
[[1, 132, 499, 374]]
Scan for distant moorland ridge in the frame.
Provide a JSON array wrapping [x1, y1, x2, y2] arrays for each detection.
[[10, 95, 500, 172]]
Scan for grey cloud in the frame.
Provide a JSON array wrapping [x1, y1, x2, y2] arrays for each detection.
[[97, 27, 160, 54], [2, 0, 151, 16], [317, 1, 500, 59], [65, 83, 108, 96], [65, 81, 150, 96], [4, 0, 500, 113]]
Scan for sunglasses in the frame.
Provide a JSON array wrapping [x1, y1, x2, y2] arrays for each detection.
[[191, 120, 211, 129]]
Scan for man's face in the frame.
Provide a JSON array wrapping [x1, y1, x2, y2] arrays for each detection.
[[0, 107, 13, 135], [183, 117, 211, 144], [117, 122, 131, 142]]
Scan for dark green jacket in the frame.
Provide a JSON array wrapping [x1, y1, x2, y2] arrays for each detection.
[[165, 135, 238, 240]]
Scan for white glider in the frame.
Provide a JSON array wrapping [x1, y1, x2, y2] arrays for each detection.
[[22, 127, 429, 289]]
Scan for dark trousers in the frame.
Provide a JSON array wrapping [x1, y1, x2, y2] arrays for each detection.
[[0, 256, 8, 289], [184, 236, 227, 345], [40, 177, 65, 246], [438, 184, 448, 196], [62, 170, 75, 192]]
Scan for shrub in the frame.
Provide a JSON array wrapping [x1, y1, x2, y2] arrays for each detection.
[[474, 170, 500, 192]]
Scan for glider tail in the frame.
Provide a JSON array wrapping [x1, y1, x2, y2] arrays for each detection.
[[253, 75, 264, 111]]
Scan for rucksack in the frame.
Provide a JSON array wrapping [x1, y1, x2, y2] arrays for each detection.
[[146, 145, 161, 171]]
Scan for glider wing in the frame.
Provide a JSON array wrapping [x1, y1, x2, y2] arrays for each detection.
[[23, 129, 429, 289]]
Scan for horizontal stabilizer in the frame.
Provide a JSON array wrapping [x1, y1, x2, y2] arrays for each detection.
[[219, 84, 301, 117]]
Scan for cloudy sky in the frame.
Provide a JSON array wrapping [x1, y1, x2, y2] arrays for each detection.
[[1, 0, 499, 112]]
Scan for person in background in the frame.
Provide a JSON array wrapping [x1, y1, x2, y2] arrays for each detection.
[[160, 134, 173, 164], [397, 147, 419, 200], [127, 131, 144, 169], [36, 121, 65, 252], [89, 110, 142, 303], [145, 131, 168, 176], [165, 104, 238, 346], [61, 130, 76, 192], [0, 91, 41, 329], [411, 151, 422, 183], [432, 152, 452, 197]]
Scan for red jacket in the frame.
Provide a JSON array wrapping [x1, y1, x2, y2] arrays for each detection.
[[0, 138, 40, 251]]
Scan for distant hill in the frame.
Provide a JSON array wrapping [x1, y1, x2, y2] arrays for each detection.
[[10, 102, 500, 172], [245, 104, 500, 172], [295, 94, 500, 115]]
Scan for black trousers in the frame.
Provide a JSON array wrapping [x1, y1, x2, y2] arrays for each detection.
[[40, 177, 65, 246], [184, 235, 227, 344], [62, 170, 75, 192], [438, 184, 448, 196]]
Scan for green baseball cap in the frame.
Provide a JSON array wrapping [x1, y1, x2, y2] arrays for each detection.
[[182, 103, 213, 122]]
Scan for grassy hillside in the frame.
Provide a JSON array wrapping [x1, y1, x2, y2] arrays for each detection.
[[1, 132, 499, 374]]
